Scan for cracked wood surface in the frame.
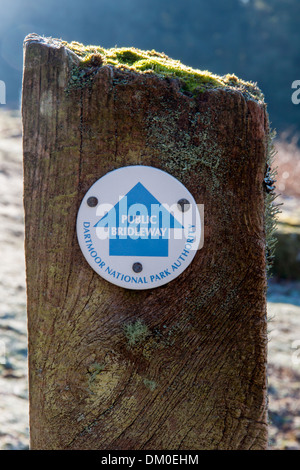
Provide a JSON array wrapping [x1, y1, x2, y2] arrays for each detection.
[[22, 34, 268, 450]]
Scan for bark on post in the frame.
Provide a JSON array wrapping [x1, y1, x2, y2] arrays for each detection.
[[22, 34, 270, 450]]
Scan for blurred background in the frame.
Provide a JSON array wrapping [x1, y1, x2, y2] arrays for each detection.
[[0, 0, 299, 450]]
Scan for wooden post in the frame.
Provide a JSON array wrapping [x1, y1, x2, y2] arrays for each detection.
[[22, 34, 270, 450]]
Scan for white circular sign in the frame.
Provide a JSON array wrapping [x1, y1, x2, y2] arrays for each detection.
[[76, 166, 201, 289]]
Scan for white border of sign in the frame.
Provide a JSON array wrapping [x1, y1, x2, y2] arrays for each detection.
[[76, 166, 201, 289]]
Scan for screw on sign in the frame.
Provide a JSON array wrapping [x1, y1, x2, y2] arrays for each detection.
[[87, 196, 98, 207]]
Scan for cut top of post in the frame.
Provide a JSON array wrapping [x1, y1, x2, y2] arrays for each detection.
[[62, 38, 264, 102]]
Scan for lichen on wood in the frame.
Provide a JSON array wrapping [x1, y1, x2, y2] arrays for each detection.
[[123, 320, 150, 347]]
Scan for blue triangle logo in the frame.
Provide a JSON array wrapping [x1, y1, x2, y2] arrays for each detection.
[[94, 182, 183, 257]]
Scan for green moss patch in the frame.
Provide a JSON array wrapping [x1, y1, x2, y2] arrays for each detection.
[[63, 41, 263, 100]]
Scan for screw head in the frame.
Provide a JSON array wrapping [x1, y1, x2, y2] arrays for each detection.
[[87, 196, 98, 207], [132, 262, 143, 273], [177, 198, 190, 212]]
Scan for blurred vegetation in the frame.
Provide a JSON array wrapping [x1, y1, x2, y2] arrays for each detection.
[[273, 224, 300, 280], [0, 0, 299, 134], [271, 138, 300, 281]]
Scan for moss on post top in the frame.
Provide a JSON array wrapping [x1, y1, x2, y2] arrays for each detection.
[[63, 40, 264, 102]]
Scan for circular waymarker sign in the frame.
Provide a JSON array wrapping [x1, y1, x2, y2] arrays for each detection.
[[76, 166, 202, 290]]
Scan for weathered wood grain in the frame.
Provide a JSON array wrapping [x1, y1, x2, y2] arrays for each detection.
[[22, 34, 269, 450]]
